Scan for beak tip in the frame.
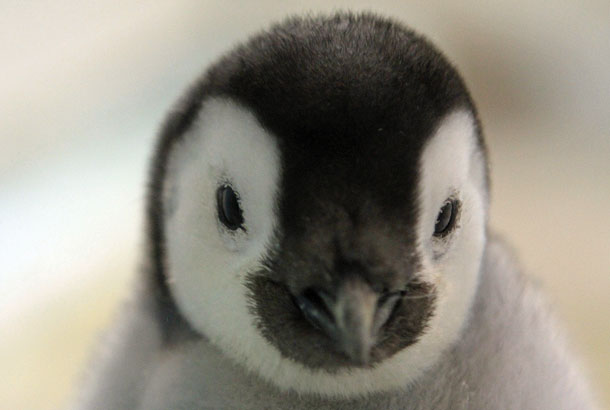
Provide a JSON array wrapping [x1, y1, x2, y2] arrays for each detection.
[[340, 336, 373, 366]]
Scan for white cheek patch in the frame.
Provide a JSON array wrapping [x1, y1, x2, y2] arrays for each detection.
[[412, 109, 488, 381], [163, 98, 281, 353], [418, 110, 478, 232]]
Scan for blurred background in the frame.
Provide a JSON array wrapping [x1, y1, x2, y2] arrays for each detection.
[[1, 1, 608, 409]]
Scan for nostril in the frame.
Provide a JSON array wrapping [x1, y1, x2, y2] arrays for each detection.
[[294, 287, 336, 334], [373, 291, 401, 334], [302, 288, 333, 317]]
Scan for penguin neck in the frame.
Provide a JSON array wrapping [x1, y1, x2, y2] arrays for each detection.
[[134, 237, 522, 409]]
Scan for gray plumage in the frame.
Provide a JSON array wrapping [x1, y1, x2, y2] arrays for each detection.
[[71, 12, 596, 410], [73, 237, 595, 409]]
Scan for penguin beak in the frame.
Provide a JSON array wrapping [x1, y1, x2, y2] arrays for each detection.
[[294, 278, 401, 365]]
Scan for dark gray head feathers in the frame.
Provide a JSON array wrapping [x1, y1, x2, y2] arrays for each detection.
[[146, 12, 483, 363]]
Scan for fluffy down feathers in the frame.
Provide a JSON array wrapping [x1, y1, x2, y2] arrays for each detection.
[[73, 236, 595, 409]]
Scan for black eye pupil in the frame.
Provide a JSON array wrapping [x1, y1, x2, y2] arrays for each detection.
[[434, 199, 456, 236], [217, 185, 244, 230]]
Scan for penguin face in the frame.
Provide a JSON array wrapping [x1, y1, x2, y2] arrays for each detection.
[[156, 14, 488, 397]]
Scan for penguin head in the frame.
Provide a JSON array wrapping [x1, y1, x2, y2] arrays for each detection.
[[151, 13, 488, 397]]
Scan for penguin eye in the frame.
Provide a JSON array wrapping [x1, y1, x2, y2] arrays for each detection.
[[216, 185, 245, 230], [433, 199, 458, 237]]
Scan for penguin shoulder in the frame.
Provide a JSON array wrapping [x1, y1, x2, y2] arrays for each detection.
[[445, 233, 598, 409]]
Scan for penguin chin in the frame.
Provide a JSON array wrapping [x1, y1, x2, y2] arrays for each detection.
[[246, 274, 437, 371]]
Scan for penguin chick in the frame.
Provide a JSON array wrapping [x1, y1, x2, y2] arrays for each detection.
[[72, 12, 597, 410]]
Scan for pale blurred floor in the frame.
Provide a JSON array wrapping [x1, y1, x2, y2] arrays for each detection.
[[1, 1, 608, 409]]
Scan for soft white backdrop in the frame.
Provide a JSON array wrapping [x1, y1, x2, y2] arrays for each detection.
[[1, 1, 608, 409]]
